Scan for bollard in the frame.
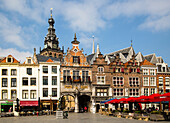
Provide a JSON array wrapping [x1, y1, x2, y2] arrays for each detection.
[[37, 111, 38, 116]]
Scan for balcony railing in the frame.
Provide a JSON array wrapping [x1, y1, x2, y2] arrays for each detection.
[[82, 76, 91, 83], [73, 76, 81, 82], [63, 76, 72, 82]]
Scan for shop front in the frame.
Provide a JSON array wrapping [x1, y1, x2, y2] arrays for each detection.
[[41, 100, 58, 111], [20, 101, 38, 111], [0, 100, 13, 112]]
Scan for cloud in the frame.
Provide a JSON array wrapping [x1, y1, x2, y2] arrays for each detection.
[[0, 48, 32, 63], [103, 0, 170, 31], [0, 13, 26, 48], [78, 33, 99, 49], [139, 15, 170, 31]]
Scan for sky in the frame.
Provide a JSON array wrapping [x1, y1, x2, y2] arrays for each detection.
[[0, 0, 170, 64]]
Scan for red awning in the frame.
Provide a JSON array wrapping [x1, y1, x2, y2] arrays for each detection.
[[20, 101, 38, 106]]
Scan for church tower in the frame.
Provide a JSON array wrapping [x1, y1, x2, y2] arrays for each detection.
[[40, 8, 63, 58]]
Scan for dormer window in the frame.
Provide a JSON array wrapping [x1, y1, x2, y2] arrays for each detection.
[[6, 57, 13, 63], [27, 59, 31, 64]]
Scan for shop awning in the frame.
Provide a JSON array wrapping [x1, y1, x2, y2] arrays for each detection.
[[100, 98, 115, 104], [20, 101, 38, 106]]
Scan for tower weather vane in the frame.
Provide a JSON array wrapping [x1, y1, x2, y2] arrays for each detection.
[[50, 8, 53, 17]]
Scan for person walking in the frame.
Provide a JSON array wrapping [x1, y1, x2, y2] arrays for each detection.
[[84, 106, 87, 112]]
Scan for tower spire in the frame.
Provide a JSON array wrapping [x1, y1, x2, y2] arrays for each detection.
[[97, 43, 100, 55], [92, 35, 95, 54], [74, 33, 77, 41]]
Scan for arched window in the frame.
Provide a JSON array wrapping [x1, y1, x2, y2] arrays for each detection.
[[49, 53, 52, 57], [98, 67, 104, 73]]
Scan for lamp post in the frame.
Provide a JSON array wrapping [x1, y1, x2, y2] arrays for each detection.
[[49, 95, 52, 115]]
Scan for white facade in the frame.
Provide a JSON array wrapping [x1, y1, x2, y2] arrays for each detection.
[[19, 57, 39, 101], [39, 62, 60, 101]]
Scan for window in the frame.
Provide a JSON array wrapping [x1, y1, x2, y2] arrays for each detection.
[[30, 78, 36, 86], [159, 77, 163, 86], [22, 90, 28, 99], [96, 88, 108, 96], [52, 76, 57, 85], [43, 66, 48, 73], [2, 69, 7, 75], [163, 67, 166, 72], [11, 90, 16, 99], [73, 71, 80, 82], [113, 88, 123, 96], [7, 57, 12, 62], [165, 77, 169, 86], [82, 71, 89, 82], [97, 76, 105, 84], [143, 69, 149, 75], [150, 69, 155, 75], [129, 77, 139, 86], [143, 77, 149, 86], [43, 88, 48, 97], [144, 88, 149, 96], [52, 66, 57, 73], [113, 77, 124, 86], [2, 78, 7, 87], [151, 88, 155, 95], [11, 78, 17, 87], [43, 76, 48, 85], [22, 77, 28, 86], [98, 67, 104, 73], [27, 68, 32, 75], [129, 89, 139, 96], [30, 90, 36, 99], [150, 77, 156, 86], [11, 69, 17, 75], [52, 88, 57, 97], [73, 56, 80, 63], [2, 90, 8, 99], [63, 70, 71, 82], [28, 59, 31, 64]]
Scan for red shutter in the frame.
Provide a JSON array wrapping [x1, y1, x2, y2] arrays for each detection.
[[119, 62, 121, 65], [137, 68, 140, 73], [129, 68, 131, 73], [121, 68, 124, 73]]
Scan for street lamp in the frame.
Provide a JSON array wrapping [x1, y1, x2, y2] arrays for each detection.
[[49, 95, 52, 115]]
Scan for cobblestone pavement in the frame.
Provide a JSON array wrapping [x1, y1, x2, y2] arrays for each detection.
[[0, 113, 169, 123]]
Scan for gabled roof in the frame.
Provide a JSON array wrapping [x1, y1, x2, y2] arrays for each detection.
[[144, 54, 154, 62], [140, 59, 154, 66], [106, 46, 135, 56], [0, 55, 20, 63], [36, 55, 60, 63], [46, 58, 54, 62], [135, 52, 144, 62], [23, 57, 36, 64], [87, 54, 95, 63]]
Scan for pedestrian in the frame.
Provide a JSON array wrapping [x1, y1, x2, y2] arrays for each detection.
[[84, 106, 87, 112]]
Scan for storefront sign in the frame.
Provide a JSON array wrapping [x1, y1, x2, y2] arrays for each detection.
[[65, 85, 72, 89], [81, 85, 88, 89], [20, 101, 38, 106], [43, 103, 50, 105]]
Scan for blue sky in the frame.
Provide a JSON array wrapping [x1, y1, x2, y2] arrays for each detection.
[[0, 0, 170, 64]]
